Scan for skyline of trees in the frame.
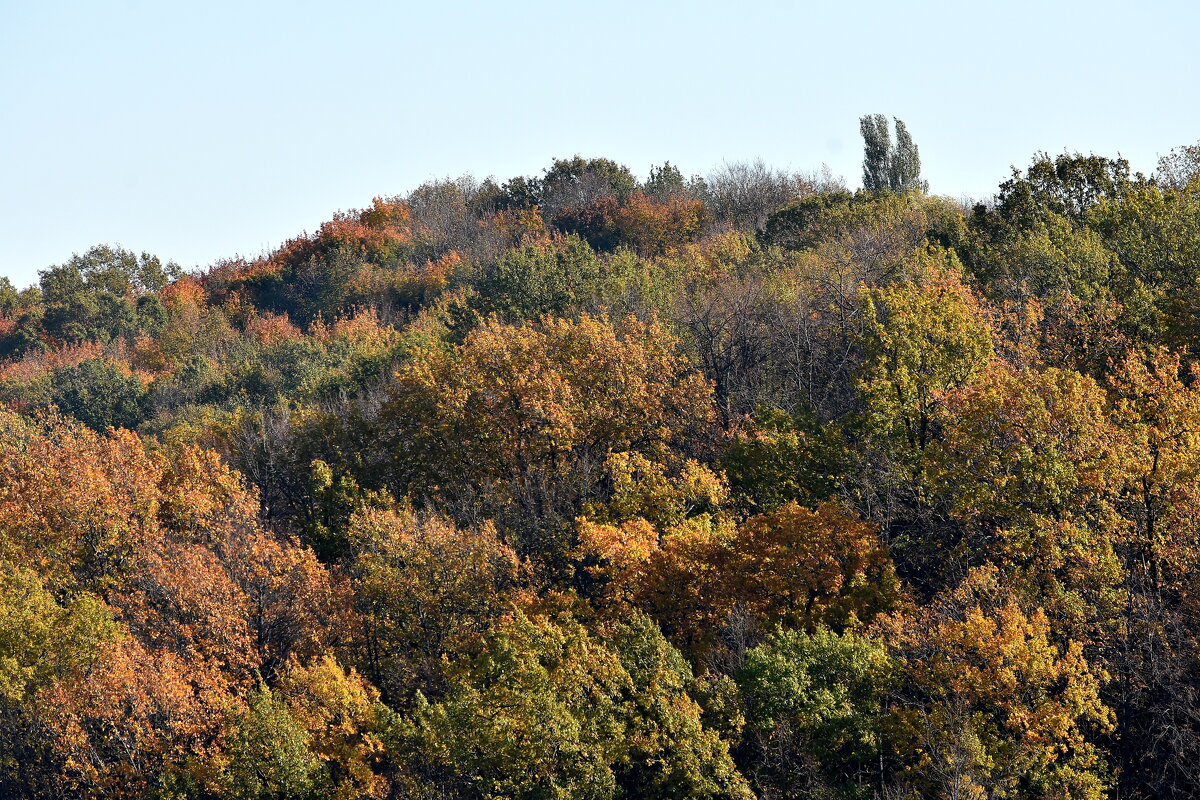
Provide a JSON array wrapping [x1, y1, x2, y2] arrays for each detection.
[[0, 132, 1198, 798]]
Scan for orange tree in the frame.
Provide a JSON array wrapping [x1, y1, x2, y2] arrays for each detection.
[[380, 313, 715, 562]]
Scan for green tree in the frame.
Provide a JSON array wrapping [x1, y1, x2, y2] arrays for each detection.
[[1156, 139, 1200, 191], [860, 114, 892, 193], [738, 627, 893, 799], [471, 234, 604, 322], [721, 406, 846, 513], [219, 685, 326, 800], [860, 115, 927, 193], [857, 248, 994, 474], [39, 244, 180, 343], [346, 507, 522, 702], [49, 358, 145, 432], [388, 611, 751, 800]]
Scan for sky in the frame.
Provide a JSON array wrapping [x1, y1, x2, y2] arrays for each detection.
[[2, 0, 1198, 287]]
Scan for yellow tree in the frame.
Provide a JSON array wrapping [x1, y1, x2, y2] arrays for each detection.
[[857, 247, 994, 514], [885, 568, 1113, 800], [859, 248, 994, 455], [930, 361, 1126, 641], [1104, 348, 1200, 797], [345, 507, 524, 701], [382, 313, 714, 560]]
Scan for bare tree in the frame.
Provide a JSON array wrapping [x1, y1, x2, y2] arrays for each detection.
[[705, 159, 819, 232], [1157, 140, 1200, 191]]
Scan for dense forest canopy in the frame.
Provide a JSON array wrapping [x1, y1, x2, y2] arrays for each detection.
[[2, 127, 1200, 800]]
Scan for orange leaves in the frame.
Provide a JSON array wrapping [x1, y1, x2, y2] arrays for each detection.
[[244, 311, 302, 344], [113, 539, 257, 681], [382, 313, 715, 553], [36, 634, 229, 798], [884, 568, 1113, 799], [735, 503, 892, 612], [418, 249, 462, 294], [932, 360, 1120, 527], [0, 338, 106, 385], [346, 507, 524, 699], [0, 412, 161, 590], [158, 274, 207, 308], [613, 191, 708, 256], [578, 517, 659, 574], [308, 306, 396, 348], [156, 443, 259, 541], [634, 502, 898, 657], [272, 196, 416, 271], [0, 410, 356, 795], [222, 529, 352, 680]]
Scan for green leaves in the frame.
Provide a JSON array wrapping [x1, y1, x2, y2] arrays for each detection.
[[857, 248, 993, 472], [389, 611, 750, 800], [0, 562, 116, 703], [738, 627, 892, 798], [859, 114, 927, 194]]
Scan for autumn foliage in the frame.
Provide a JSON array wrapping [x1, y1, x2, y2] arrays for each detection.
[[4, 145, 1200, 798]]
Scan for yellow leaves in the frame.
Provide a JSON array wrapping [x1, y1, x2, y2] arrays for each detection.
[[0, 411, 163, 590], [382, 313, 715, 554], [157, 442, 259, 542], [888, 567, 1114, 799], [933, 360, 1120, 525], [1110, 347, 1200, 492], [858, 247, 994, 458], [578, 517, 658, 574], [583, 451, 729, 530], [277, 656, 389, 800]]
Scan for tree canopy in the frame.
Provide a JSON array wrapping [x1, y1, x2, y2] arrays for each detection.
[[2, 136, 1200, 799]]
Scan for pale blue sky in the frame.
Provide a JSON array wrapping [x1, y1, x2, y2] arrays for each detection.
[[2, 0, 1197, 286]]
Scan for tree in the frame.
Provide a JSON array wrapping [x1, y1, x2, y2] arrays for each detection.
[[860, 115, 892, 193], [470, 234, 604, 322], [49, 357, 145, 431], [218, 684, 327, 800], [346, 507, 523, 701], [35, 634, 229, 799], [890, 118, 927, 193], [857, 248, 994, 497], [388, 610, 751, 800], [274, 657, 389, 800], [634, 502, 899, 659], [1104, 348, 1200, 799], [860, 115, 927, 193], [706, 159, 813, 231], [885, 567, 1113, 800], [39, 244, 180, 343], [737, 627, 893, 799], [980, 153, 1135, 232], [721, 406, 846, 514], [1156, 140, 1200, 191], [0, 562, 119, 798], [381, 313, 715, 559], [929, 361, 1125, 642]]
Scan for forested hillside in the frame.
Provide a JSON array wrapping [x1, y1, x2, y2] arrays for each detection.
[[2, 130, 1200, 799]]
